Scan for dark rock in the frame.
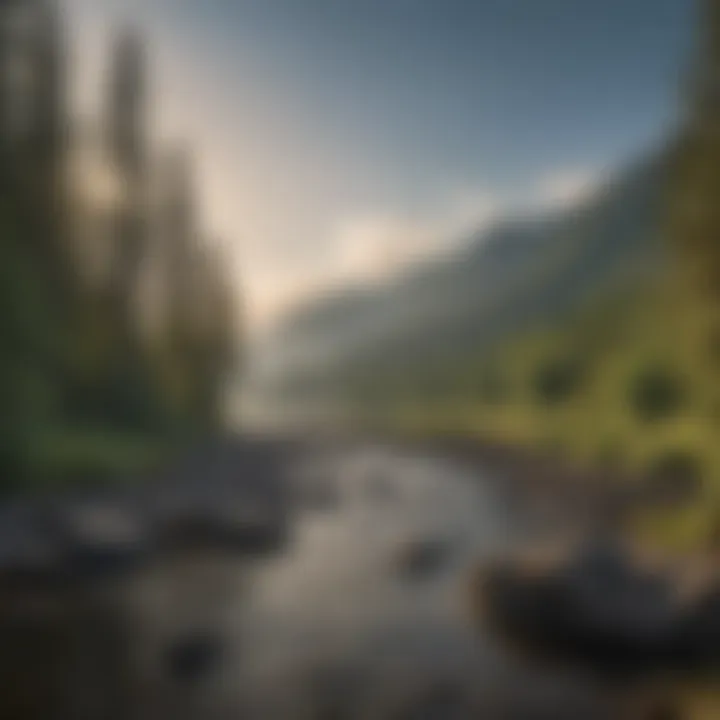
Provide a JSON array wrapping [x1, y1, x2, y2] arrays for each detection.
[[50, 497, 152, 579], [0, 502, 65, 581], [671, 585, 720, 669], [471, 539, 694, 680], [155, 504, 288, 556], [164, 631, 224, 685], [395, 539, 452, 581], [390, 682, 471, 720]]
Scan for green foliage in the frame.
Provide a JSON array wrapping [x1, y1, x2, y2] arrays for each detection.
[[0, 7, 240, 494], [34, 427, 167, 492], [532, 357, 584, 407], [628, 365, 685, 424]]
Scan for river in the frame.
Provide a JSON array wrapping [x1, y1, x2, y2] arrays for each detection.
[[114, 441, 608, 719]]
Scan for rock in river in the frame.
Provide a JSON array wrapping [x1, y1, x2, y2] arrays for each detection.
[[394, 538, 453, 581], [471, 538, 720, 680]]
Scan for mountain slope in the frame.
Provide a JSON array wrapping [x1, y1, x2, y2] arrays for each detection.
[[259, 152, 670, 398]]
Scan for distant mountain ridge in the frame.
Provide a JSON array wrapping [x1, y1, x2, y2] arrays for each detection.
[[260, 151, 670, 395]]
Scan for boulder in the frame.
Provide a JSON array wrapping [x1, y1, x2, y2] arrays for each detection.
[[471, 538, 720, 679], [164, 630, 225, 685]]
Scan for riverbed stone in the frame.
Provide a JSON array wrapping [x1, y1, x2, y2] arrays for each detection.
[[471, 537, 720, 679]]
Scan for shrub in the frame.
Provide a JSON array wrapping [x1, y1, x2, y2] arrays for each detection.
[[533, 357, 584, 406], [628, 366, 685, 423]]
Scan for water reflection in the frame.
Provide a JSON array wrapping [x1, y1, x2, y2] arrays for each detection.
[[222, 446, 517, 716]]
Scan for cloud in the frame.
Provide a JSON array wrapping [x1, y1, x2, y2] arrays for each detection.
[[331, 191, 499, 284], [241, 190, 500, 333], [535, 167, 602, 210], [334, 214, 421, 281]]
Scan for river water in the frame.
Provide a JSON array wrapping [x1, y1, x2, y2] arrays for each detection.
[[118, 442, 607, 719]]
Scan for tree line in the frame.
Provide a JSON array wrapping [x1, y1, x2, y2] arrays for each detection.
[[0, 0, 241, 490]]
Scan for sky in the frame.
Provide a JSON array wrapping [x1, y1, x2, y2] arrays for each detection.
[[64, 0, 697, 334]]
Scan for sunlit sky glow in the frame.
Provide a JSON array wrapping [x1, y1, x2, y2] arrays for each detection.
[[64, 0, 696, 333]]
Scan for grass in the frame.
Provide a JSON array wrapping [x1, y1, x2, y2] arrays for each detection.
[[23, 425, 172, 493]]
